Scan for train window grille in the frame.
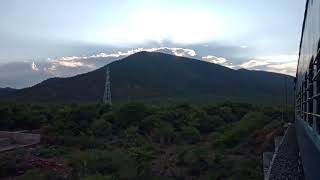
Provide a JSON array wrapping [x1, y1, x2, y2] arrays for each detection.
[[296, 89, 301, 118], [300, 87, 303, 118], [308, 63, 314, 126], [297, 89, 302, 118], [315, 55, 320, 133], [303, 77, 308, 122], [301, 81, 304, 120]]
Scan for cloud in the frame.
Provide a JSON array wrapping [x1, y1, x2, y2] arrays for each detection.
[[239, 60, 270, 69], [201, 55, 237, 69], [55, 60, 94, 68], [0, 48, 298, 88], [170, 48, 196, 57], [240, 45, 248, 49], [202, 55, 227, 64], [0, 47, 199, 88], [38, 47, 199, 81], [59, 47, 195, 61], [265, 62, 297, 75], [201, 53, 298, 76], [257, 54, 298, 63], [31, 62, 39, 71], [0, 62, 51, 88], [51, 47, 197, 69], [237, 54, 298, 76]]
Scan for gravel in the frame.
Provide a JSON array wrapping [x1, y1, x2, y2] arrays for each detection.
[[268, 124, 304, 180]]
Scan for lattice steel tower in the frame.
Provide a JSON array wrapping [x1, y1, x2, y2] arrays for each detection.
[[103, 66, 112, 105]]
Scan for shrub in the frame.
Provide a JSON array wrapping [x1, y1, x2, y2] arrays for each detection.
[[33, 146, 71, 158], [153, 121, 175, 145], [125, 126, 148, 147], [198, 115, 225, 133], [180, 126, 200, 144], [81, 174, 114, 180], [115, 103, 149, 129], [18, 169, 65, 180], [0, 149, 29, 178], [90, 119, 112, 137], [213, 111, 269, 147], [66, 149, 138, 179], [42, 135, 109, 149], [218, 106, 237, 122], [177, 147, 215, 176]]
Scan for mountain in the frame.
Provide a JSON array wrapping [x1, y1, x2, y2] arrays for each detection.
[[0, 52, 294, 103], [0, 87, 17, 96]]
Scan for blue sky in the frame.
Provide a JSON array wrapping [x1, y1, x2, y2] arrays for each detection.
[[0, 0, 306, 88]]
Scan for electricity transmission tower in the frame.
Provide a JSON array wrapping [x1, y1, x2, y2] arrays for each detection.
[[103, 66, 112, 105]]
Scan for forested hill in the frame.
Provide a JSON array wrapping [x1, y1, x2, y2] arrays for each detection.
[[0, 87, 17, 96], [1, 51, 294, 103]]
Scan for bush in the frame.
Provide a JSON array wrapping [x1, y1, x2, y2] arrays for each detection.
[[198, 115, 225, 133], [125, 126, 147, 147], [90, 119, 112, 137], [153, 121, 175, 145], [42, 135, 109, 149], [213, 111, 269, 147], [67, 149, 138, 179], [0, 102, 285, 180], [218, 106, 237, 122], [180, 126, 200, 144], [18, 169, 64, 180], [33, 146, 71, 158], [81, 174, 114, 180], [177, 147, 215, 176], [115, 103, 149, 129], [0, 149, 29, 178]]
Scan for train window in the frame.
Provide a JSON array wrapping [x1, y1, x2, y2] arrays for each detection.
[[304, 75, 308, 122], [317, 102, 320, 133], [302, 81, 305, 120], [308, 63, 314, 126], [299, 89, 302, 118], [316, 57, 320, 133], [300, 89, 302, 118], [299, 88, 302, 118]]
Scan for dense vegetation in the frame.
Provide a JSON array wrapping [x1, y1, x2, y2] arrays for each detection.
[[0, 101, 289, 180]]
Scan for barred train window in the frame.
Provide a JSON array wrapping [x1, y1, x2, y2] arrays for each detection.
[[300, 89, 302, 118], [308, 63, 314, 127], [304, 76, 308, 122], [301, 82, 304, 120], [299, 89, 302, 118], [302, 75, 307, 121], [316, 56, 320, 134], [297, 89, 301, 118], [301, 81, 304, 120]]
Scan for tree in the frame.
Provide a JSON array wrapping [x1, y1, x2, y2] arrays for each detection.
[[218, 106, 237, 122], [90, 119, 112, 137], [198, 115, 225, 133], [180, 126, 200, 144], [115, 103, 149, 129], [154, 121, 175, 145]]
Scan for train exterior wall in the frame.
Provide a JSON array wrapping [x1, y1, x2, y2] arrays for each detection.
[[296, 0, 320, 179]]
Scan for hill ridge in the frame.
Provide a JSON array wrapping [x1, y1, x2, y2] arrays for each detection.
[[0, 52, 294, 103]]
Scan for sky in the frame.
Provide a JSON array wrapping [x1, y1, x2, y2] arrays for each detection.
[[0, 0, 306, 88]]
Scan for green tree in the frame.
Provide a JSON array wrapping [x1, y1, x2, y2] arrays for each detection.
[[90, 119, 112, 137], [180, 126, 200, 144], [115, 103, 149, 129], [154, 121, 175, 145], [198, 115, 225, 133]]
